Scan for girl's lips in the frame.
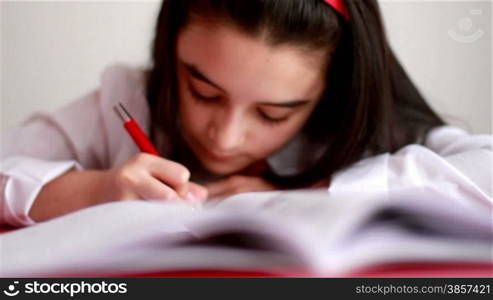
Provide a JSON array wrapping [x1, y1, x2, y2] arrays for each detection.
[[204, 148, 236, 161], [195, 141, 236, 161]]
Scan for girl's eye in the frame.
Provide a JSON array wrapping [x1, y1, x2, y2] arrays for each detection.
[[257, 110, 290, 125], [189, 85, 221, 103], [188, 80, 289, 125]]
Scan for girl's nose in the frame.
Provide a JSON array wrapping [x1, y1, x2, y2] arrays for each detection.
[[208, 115, 246, 153]]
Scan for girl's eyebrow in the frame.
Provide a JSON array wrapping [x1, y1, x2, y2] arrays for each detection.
[[184, 62, 311, 108], [258, 100, 310, 108], [184, 63, 225, 92]]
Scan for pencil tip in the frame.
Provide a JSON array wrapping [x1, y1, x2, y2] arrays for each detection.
[[114, 102, 131, 122]]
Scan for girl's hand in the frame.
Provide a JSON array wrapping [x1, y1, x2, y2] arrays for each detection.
[[205, 175, 277, 198], [105, 153, 208, 203], [30, 153, 208, 222]]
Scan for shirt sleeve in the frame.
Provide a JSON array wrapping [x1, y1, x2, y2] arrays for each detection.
[[0, 90, 108, 227], [0, 157, 81, 226], [328, 126, 492, 208], [0, 64, 147, 227], [423, 126, 492, 199]]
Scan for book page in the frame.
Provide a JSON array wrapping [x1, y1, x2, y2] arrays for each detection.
[[0, 198, 321, 276], [204, 187, 492, 274], [1, 186, 491, 276]]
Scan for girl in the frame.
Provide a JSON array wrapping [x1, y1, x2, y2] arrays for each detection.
[[1, 0, 491, 226]]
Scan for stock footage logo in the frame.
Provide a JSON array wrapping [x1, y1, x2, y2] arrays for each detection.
[[1, 280, 128, 298], [448, 8, 484, 43], [3, 281, 20, 297]]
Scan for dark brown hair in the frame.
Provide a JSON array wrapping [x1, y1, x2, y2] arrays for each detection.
[[146, 0, 445, 187]]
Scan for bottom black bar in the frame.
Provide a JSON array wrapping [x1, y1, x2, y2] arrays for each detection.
[[0, 278, 492, 299]]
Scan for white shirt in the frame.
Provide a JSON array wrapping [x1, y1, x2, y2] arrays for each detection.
[[1, 64, 491, 227]]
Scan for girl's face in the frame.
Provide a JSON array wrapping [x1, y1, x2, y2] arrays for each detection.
[[177, 21, 327, 175]]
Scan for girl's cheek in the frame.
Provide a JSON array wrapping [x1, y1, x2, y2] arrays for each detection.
[[186, 100, 214, 131]]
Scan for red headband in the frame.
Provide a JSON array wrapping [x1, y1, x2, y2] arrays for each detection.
[[324, 0, 350, 21]]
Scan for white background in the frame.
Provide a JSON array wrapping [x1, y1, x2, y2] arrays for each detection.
[[1, 0, 491, 134]]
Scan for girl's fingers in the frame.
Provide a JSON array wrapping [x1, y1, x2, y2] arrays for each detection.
[[134, 174, 180, 201], [205, 177, 245, 198], [188, 182, 209, 202], [204, 180, 230, 198], [120, 154, 208, 202], [205, 176, 276, 199], [136, 154, 191, 197]]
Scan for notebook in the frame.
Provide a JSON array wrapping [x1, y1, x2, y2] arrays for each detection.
[[1, 187, 492, 277]]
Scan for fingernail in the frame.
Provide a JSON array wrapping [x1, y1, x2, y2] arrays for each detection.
[[184, 192, 199, 203], [167, 196, 181, 202], [195, 190, 209, 202]]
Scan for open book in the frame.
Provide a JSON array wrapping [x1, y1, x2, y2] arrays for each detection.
[[1, 187, 492, 277]]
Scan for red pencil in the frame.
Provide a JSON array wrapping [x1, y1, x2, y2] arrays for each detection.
[[114, 102, 160, 156]]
